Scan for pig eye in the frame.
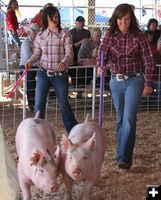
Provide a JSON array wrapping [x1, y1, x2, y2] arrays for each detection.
[[39, 168, 44, 173], [50, 158, 56, 166], [83, 156, 87, 160], [40, 157, 47, 168], [70, 155, 72, 160]]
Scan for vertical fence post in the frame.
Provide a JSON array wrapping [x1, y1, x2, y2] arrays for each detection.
[[99, 51, 104, 127], [92, 66, 96, 119]]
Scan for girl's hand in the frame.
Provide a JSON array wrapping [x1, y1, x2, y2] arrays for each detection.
[[25, 62, 31, 70], [58, 62, 66, 72], [97, 66, 105, 75], [142, 86, 153, 96]]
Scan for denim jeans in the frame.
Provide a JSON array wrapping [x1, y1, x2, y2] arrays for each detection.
[[8, 30, 21, 47], [35, 71, 78, 134], [109, 74, 144, 167]]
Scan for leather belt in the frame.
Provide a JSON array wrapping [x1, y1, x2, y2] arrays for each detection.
[[40, 69, 67, 77], [112, 73, 142, 81]]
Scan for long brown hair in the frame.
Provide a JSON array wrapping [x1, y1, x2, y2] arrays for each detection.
[[108, 3, 140, 35], [7, 0, 18, 10], [41, 6, 61, 33]]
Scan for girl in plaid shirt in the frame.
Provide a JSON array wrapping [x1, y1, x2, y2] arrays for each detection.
[[97, 4, 154, 170], [26, 6, 77, 134]]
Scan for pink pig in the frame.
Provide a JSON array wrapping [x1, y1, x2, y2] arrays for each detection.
[[16, 111, 60, 200], [60, 115, 107, 200]]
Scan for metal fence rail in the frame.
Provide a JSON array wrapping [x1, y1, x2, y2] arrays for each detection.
[[0, 65, 161, 130]]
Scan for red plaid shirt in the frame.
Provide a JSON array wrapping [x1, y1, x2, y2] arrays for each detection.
[[97, 31, 155, 86]]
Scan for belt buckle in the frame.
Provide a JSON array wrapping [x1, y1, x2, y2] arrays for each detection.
[[116, 74, 124, 81], [116, 74, 129, 81], [47, 70, 64, 77], [47, 70, 54, 77]]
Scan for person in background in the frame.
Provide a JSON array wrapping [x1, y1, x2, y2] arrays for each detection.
[[6, 0, 21, 47], [144, 30, 157, 53], [30, 3, 54, 29], [97, 3, 154, 170], [77, 27, 102, 85], [68, 16, 91, 90], [70, 16, 91, 65], [25, 6, 78, 134], [150, 37, 161, 107], [145, 18, 161, 46], [78, 27, 102, 66], [20, 23, 39, 112], [17, 18, 28, 38]]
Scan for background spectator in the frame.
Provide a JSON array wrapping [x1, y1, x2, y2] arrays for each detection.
[[77, 27, 102, 85], [150, 37, 161, 107], [20, 23, 39, 112], [69, 16, 91, 65], [78, 27, 102, 66], [17, 18, 28, 38], [144, 30, 157, 52], [6, 0, 21, 47], [69, 16, 90, 91], [145, 18, 161, 46], [30, 3, 54, 29]]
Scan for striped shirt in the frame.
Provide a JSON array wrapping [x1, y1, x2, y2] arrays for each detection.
[[97, 31, 155, 86], [28, 28, 73, 71]]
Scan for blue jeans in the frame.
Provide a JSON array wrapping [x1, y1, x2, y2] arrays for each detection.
[[35, 71, 78, 134], [8, 31, 21, 47], [109, 74, 144, 167]]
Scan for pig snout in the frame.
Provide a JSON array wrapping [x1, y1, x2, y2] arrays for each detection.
[[51, 182, 59, 193], [72, 168, 82, 180]]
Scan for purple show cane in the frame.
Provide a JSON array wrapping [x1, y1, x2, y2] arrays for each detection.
[[99, 51, 104, 127]]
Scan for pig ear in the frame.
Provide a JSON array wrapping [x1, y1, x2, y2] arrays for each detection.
[[30, 149, 43, 166], [61, 134, 73, 152], [83, 132, 96, 151]]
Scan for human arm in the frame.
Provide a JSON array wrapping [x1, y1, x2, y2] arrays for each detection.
[[142, 86, 153, 96], [26, 34, 42, 68], [74, 38, 89, 48], [139, 32, 155, 96], [20, 39, 33, 63], [96, 31, 110, 74], [60, 32, 74, 70], [78, 40, 91, 60]]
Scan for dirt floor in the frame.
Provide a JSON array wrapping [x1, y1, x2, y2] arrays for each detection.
[[3, 111, 161, 200]]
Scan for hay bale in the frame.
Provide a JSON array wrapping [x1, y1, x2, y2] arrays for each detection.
[[0, 125, 19, 200]]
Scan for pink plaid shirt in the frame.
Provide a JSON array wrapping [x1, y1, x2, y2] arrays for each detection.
[[28, 28, 73, 71], [97, 31, 155, 86]]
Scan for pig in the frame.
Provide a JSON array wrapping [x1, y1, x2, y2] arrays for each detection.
[[16, 111, 60, 200], [60, 115, 107, 200]]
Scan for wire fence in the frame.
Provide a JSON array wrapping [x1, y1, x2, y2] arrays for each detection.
[[0, 65, 161, 131]]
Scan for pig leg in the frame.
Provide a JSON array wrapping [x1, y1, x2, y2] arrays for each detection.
[[81, 180, 96, 200], [62, 172, 73, 200], [19, 180, 31, 200], [18, 168, 31, 200]]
